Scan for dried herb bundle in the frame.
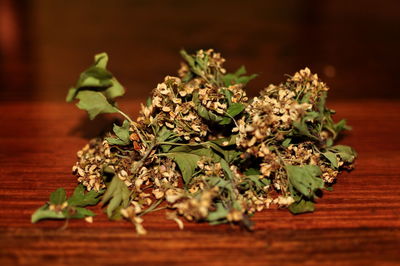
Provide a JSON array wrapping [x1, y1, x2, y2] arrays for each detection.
[[32, 49, 356, 234]]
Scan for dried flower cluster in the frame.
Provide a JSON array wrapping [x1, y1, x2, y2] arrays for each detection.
[[32, 49, 356, 234]]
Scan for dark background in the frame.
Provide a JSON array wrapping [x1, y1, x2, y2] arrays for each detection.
[[1, 0, 400, 102]]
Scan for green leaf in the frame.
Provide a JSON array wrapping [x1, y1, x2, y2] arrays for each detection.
[[185, 144, 235, 179], [94, 52, 108, 68], [169, 146, 218, 161], [31, 205, 66, 223], [328, 145, 357, 163], [334, 119, 351, 134], [293, 119, 313, 138], [32, 185, 100, 223], [156, 126, 180, 152], [300, 92, 312, 104], [221, 89, 233, 105], [316, 91, 327, 115], [67, 184, 103, 207], [326, 138, 334, 147], [222, 66, 257, 86], [66, 53, 125, 103], [282, 138, 291, 148], [101, 175, 131, 218], [166, 145, 234, 183], [49, 188, 67, 205], [244, 168, 261, 176], [207, 202, 229, 222], [165, 152, 201, 184], [202, 142, 233, 163], [292, 116, 320, 141], [247, 175, 270, 188], [322, 151, 339, 169], [76, 91, 118, 120], [113, 120, 131, 142], [206, 177, 233, 192], [288, 198, 315, 214], [219, 159, 234, 180], [106, 120, 131, 146], [146, 97, 152, 107], [180, 49, 207, 79], [303, 111, 320, 122], [222, 150, 242, 164], [286, 165, 324, 198], [70, 207, 96, 219], [180, 50, 196, 72], [226, 103, 245, 117], [157, 126, 174, 142], [219, 103, 245, 125], [322, 112, 351, 140], [242, 168, 270, 190], [76, 67, 113, 88]]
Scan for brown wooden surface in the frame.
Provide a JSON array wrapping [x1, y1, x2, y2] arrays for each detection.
[[0, 99, 399, 265]]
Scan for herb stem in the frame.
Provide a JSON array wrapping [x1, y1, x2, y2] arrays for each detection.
[[157, 142, 190, 146], [139, 199, 164, 217], [117, 109, 148, 148], [131, 140, 157, 175]]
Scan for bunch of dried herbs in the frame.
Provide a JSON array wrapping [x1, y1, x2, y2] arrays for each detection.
[[32, 49, 356, 234]]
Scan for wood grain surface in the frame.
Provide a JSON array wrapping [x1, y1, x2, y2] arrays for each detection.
[[0, 100, 399, 265]]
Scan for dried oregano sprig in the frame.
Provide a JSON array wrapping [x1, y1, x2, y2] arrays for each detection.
[[32, 49, 356, 234]]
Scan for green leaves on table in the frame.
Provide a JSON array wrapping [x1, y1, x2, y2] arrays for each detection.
[[46, 49, 359, 232], [31, 185, 103, 223], [66, 53, 125, 119]]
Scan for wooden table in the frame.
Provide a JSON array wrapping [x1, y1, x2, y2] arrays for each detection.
[[0, 100, 399, 265]]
